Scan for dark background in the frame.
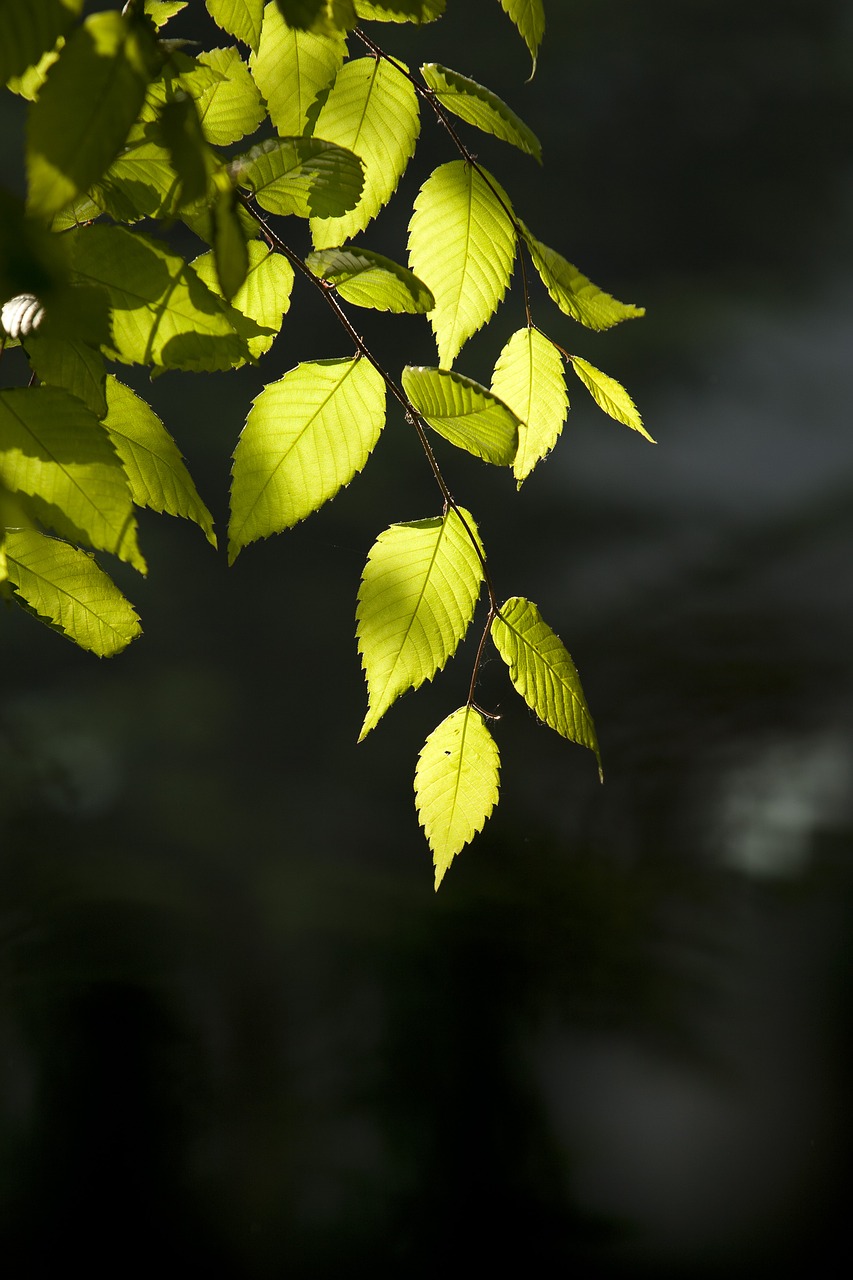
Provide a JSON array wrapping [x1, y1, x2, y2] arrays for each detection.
[[2, 1, 853, 1273]]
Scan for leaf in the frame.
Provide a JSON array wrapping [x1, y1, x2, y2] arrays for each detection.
[[415, 706, 500, 889], [491, 596, 601, 774], [305, 247, 433, 312], [145, 1, 188, 28], [210, 180, 250, 301], [309, 56, 420, 249], [103, 377, 217, 546], [354, 0, 445, 21], [402, 366, 519, 466], [6, 43, 64, 102], [521, 224, 645, 331], [205, 0, 265, 50], [193, 239, 294, 362], [228, 357, 386, 561], [158, 91, 212, 206], [3, 529, 141, 657], [408, 160, 516, 368], [570, 357, 654, 441], [0, 0, 82, 85], [69, 224, 255, 372], [0, 386, 144, 571], [25, 334, 108, 419], [420, 63, 541, 161], [250, 2, 347, 138], [26, 10, 159, 219], [356, 506, 485, 739], [490, 327, 569, 485], [195, 46, 266, 145], [231, 137, 364, 219], [275, 0, 357, 31], [92, 135, 182, 223], [497, 0, 545, 75]]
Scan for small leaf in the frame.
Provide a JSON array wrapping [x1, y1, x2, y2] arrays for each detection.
[[491, 327, 569, 485], [275, 0, 357, 32], [491, 596, 601, 774], [250, 2, 347, 138], [522, 224, 645, 331], [205, 0, 265, 50], [415, 706, 500, 889], [357, 506, 485, 739], [3, 528, 141, 657], [211, 179, 250, 301], [195, 46, 266, 145], [408, 160, 516, 368], [497, 0, 545, 75], [420, 63, 541, 161], [305, 247, 434, 312], [354, 0, 445, 21], [24, 334, 108, 419], [571, 357, 653, 441], [402, 366, 519, 466], [0, 0, 82, 85], [158, 91, 212, 206], [145, 2, 188, 29], [193, 238, 294, 362], [231, 136, 364, 219], [229, 356, 386, 561]]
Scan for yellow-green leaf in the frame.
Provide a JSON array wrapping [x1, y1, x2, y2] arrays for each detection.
[[420, 63, 541, 161], [571, 357, 654, 441], [415, 705, 500, 889], [195, 46, 266, 145], [305, 247, 433, 312], [0, 0, 82, 85], [205, 0, 265, 50], [402, 365, 519, 466], [231, 136, 364, 219], [522, 224, 645, 331], [145, 2, 188, 28], [354, 0, 445, 20], [250, 2, 346, 138], [24, 334, 108, 419], [193, 238, 294, 362], [276, 0, 357, 32], [491, 327, 568, 485], [497, 0, 544, 75]]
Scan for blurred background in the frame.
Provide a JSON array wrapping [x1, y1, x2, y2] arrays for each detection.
[[2, 0, 853, 1273]]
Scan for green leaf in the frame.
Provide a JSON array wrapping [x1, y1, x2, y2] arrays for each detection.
[[228, 356, 386, 561], [145, 1, 188, 28], [275, 0, 357, 31], [491, 596, 601, 774], [305, 247, 433, 312], [522, 225, 645, 331], [408, 160, 516, 368], [69, 224, 254, 373], [309, 56, 420, 249], [158, 91, 212, 206], [402, 366, 519, 466], [415, 706, 500, 889], [103, 377, 217, 546], [193, 238, 294, 362], [490, 327, 568, 485], [356, 506, 485, 740], [26, 10, 159, 219], [420, 64, 541, 161], [354, 0, 445, 21], [570, 357, 654, 441], [6, 43, 64, 102], [205, 0, 264, 50], [195, 46, 266, 145], [0, 0, 82, 85], [3, 529, 141, 657], [497, 0, 545, 75], [231, 137, 364, 219], [25, 334, 108, 419], [92, 135, 182, 223], [250, 2, 347, 138], [0, 386, 144, 571]]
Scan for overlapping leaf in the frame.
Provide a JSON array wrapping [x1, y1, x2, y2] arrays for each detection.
[[415, 706, 500, 889], [491, 596, 601, 774], [277, 0, 357, 30], [250, 3, 347, 137], [491, 327, 568, 484], [309, 56, 420, 248], [205, 0, 264, 50], [25, 334, 108, 419], [497, 0, 545, 74], [522, 224, 645, 331], [408, 160, 516, 368], [0, 0, 82, 85], [103, 376, 217, 546], [93, 136, 182, 223], [145, 2, 188, 28], [354, 0, 445, 20], [420, 63, 541, 161], [231, 137, 364, 219], [357, 506, 485, 739], [194, 239, 294, 361], [305, 248, 433, 312], [229, 356, 386, 560], [194, 46, 266, 144], [3, 529, 141, 657], [571, 357, 653, 441], [402, 366, 519, 466]]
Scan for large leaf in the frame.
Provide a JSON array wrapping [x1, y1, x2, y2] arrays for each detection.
[[4, 529, 141, 656], [231, 137, 364, 219], [491, 596, 601, 774], [420, 64, 541, 161], [408, 160, 516, 368], [497, 0, 545, 74], [26, 10, 159, 219], [415, 706, 500, 889], [522, 225, 645, 331], [193, 239, 294, 362], [195, 46, 266, 145], [0, 0, 82, 85], [229, 357, 386, 560], [205, 0, 265, 50], [305, 248, 433, 312], [250, 2, 347, 138], [309, 56, 420, 249], [0, 386, 144, 571], [69, 224, 255, 372], [354, 0, 445, 21], [103, 377, 217, 546], [571, 357, 654, 441], [357, 506, 485, 739], [402, 366, 518, 466], [491, 327, 569, 485], [24, 334, 108, 419]]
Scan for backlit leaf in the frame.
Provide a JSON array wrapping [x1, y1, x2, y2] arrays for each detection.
[[305, 247, 434, 312], [145, 1, 187, 28], [357, 506, 484, 739], [231, 136, 364, 219], [408, 160, 516, 368], [6, 43, 64, 102], [229, 357, 386, 561], [158, 91, 212, 207], [354, 0, 445, 21], [250, 2, 346, 138], [275, 0, 357, 31], [0, 0, 82, 85], [571, 357, 654, 441], [4, 528, 141, 657], [25, 334, 108, 419], [402, 366, 518, 466], [420, 63, 541, 161], [491, 596, 601, 773], [92, 135, 182, 223], [415, 706, 500, 889], [195, 46, 266, 145], [497, 0, 545, 74], [490, 327, 568, 485], [205, 0, 265, 50], [309, 56, 420, 249], [522, 224, 645, 331], [193, 239, 294, 362]]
